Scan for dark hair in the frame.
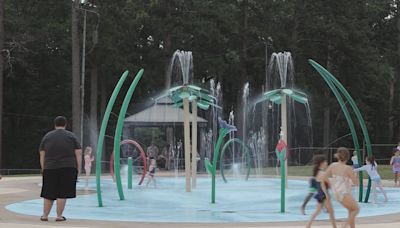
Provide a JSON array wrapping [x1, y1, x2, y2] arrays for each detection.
[[312, 155, 327, 177], [366, 156, 376, 169], [54, 116, 67, 127], [336, 147, 350, 162]]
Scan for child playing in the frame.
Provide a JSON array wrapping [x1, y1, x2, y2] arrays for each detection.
[[354, 156, 387, 203], [300, 176, 318, 215], [390, 149, 400, 187], [351, 151, 359, 178], [306, 155, 337, 228], [84, 147, 94, 189], [351, 151, 359, 169], [146, 158, 157, 188]]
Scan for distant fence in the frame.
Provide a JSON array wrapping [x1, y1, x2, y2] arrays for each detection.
[[0, 169, 41, 175], [1, 144, 396, 176]]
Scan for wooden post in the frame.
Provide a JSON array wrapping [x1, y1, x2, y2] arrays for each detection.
[[191, 99, 198, 189], [281, 94, 288, 188], [183, 98, 191, 192]]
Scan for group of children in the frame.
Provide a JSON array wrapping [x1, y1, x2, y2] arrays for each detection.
[[302, 146, 400, 228]]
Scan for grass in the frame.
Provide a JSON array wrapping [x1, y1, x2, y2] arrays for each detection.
[[258, 165, 395, 180]]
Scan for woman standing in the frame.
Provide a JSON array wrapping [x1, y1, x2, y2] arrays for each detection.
[[324, 147, 359, 228]]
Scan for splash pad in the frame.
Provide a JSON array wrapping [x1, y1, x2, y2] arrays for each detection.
[[6, 177, 400, 223], [6, 50, 386, 224]]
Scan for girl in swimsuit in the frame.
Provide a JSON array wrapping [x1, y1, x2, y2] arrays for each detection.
[[324, 147, 359, 228], [84, 147, 94, 189], [306, 155, 337, 228], [390, 149, 400, 187], [354, 156, 387, 203], [146, 158, 157, 188]]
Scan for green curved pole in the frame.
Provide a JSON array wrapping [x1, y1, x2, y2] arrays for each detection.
[[95, 70, 130, 207], [308, 62, 363, 202], [204, 128, 229, 204], [219, 138, 251, 183], [309, 59, 373, 202], [114, 69, 145, 200]]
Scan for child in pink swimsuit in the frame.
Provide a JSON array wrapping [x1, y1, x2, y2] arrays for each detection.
[[84, 147, 94, 188]]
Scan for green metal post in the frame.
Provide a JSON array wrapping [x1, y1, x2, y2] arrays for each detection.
[[95, 70, 130, 207], [280, 151, 285, 213], [114, 69, 144, 200], [211, 128, 229, 204], [128, 157, 133, 189]]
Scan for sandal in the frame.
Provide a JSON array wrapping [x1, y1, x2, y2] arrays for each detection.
[[55, 216, 67, 222], [40, 216, 48, 222]]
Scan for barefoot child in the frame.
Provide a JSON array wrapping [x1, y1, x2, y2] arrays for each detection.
[[390, 149, 400, 187], [146, 158, 157, 188], [306, 155, 337, 228], [354, 156, 387, 203], [351, 151, 360, 178], [300, 175, 318, 215], [84, 147, 94, 189]]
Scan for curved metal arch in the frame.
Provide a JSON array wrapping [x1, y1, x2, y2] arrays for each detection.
[[110, 139, 148, 185], [219, 138, 252, 183], [114, 69, 145, 200], [309, 59, 373, 202], [95, 70, 130, 207], [308, 61, 362, 201]]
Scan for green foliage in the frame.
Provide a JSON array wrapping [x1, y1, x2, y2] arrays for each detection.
[[133, 127, 165, 148], [1, 0, 399, 168]]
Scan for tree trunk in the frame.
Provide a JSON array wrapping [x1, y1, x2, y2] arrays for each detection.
[[89, 58, 98, 151], [323, 42, 333, 146], [397, 3, 400, 142], [164, 0, 172, 89], [240, 0, 249, 83], [100, 75, 107, 161], [0, 0, 4, 169], [71, 1, 81, 139], [388, 72, 395, 142]]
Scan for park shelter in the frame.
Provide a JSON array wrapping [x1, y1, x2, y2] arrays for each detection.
[[124, 97, 208, 127], [123, 97, 208, 170]]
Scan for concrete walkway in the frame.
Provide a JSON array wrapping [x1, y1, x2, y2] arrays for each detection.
[[1, 175, 400, 227]]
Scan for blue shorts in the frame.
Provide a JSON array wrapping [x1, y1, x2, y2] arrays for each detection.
[[371, 178, 381, 185], [353, 164, 360, 169]]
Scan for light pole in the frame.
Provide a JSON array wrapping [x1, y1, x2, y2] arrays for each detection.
[[76, 0, 99, 145]]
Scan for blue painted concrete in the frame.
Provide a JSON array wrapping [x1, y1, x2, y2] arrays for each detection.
[[6, 177, 400, 223]]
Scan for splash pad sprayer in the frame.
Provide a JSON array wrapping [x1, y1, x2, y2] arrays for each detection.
[[275, 131, 288, 213], [156, 84, 220, 192], [308, 59, 373, 203]]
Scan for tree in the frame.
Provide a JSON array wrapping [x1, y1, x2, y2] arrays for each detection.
[[0, 0, 4, 169]]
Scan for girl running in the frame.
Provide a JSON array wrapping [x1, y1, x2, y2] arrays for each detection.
[[306, 155, 337, 228], [354, 156, 387, 203], [390, 149, 400, 187], [324, 147, 359, 228], [300, 176, 317, 215]]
